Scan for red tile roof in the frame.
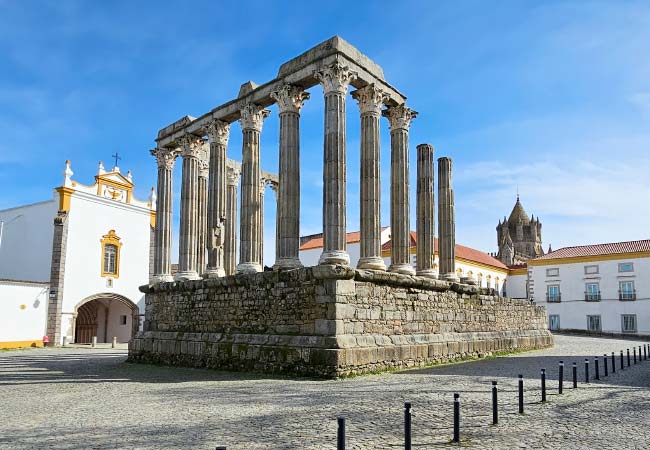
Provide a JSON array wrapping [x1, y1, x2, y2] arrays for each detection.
[[300, 229, 508, 270], [299, 227, 388, 250], [532, 239, 650, 260]]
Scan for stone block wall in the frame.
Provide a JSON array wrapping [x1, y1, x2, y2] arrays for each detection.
[[129, 266, 552, 377]]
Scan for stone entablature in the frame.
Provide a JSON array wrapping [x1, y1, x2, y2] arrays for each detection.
[[129, 266, 552, 377]]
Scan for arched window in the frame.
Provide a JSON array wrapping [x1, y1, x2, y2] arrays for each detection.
[[100, 230, 122, 278]]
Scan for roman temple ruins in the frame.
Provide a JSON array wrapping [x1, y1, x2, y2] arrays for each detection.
[[129, 37, 552, 377]]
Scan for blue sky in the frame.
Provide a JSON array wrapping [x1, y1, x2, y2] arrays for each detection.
[[1, 0, 649, 264]]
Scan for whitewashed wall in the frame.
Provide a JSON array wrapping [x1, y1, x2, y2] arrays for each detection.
[[0, 199, 57, 282], [532, 256, 650, 335], [506, 273, 528, 299], [58, 191, 150, 341], [0, 280, 49, 346]]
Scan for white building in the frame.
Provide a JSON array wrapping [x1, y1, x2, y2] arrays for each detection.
[[300, 227, 509, 291], [0, 161, 155, 347], [527, 240, 650, 336]]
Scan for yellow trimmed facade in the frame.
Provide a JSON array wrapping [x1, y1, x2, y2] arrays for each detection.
[[527, 251, 650, 266], [0, 340, 44, 349]]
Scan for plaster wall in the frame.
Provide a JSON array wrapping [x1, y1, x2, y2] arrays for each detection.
[[0, 280, 49, 346], [531, 256, 650, 335], [0, 199, 57, 282]]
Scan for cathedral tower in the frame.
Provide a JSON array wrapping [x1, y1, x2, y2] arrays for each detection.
[[496, 196, 543, 265]]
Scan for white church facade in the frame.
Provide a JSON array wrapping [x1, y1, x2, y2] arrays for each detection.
[[0, 161, 155, 347]]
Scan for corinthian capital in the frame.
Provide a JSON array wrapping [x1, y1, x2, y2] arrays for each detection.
[[205, 120, 230, 147], [315, 62, 357, 95], [239, 103, 270, 132], [270, 84, 310, 115], [198, 145, 210, 178], [351, 84, 389, 116], [226, 165, 241, 186], [178, 134, 205, 158], [382, 104, 418, 131], [150, 148, 178, 170]]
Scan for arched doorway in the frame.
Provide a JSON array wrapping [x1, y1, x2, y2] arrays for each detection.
[[74, 293, 140, 344]]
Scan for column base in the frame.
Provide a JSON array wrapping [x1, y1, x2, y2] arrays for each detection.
[[174, 271, 201, 281], [236, 262, 263, 274], [357, 256, 386, 271], [441, 272, 460, 282], [318, 250, 350, 266], [203, 267, 226, 278], [388, 263, 416, 275], [273, 257, 303, 271], [151, 274, 174, 284], [416, 269, 438, 279]]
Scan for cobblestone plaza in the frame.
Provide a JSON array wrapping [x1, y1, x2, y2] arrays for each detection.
[[1, 334, 649, 449]]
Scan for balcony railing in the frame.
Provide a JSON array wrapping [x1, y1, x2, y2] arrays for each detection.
[[619, 290, 637, 301], [546, 293, 561, 302], [584, 291, 602, 302]]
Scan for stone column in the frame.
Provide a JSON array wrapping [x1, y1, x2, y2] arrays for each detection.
[[204, 120, 230, 278], [416, 143, 436, 278], [224, 165, 240, 276], [314, 62, 357, 266], [383, 104, 418, 275], [438, 156, 458, 281], [237, 103, 270, 274], [196, 154, 209, 276], [259, 178, 265, 268], [175, 135, 204, 281], [271, 84, 309, 270], [352, 84, 388, 271], [150, 148, 177, 283]]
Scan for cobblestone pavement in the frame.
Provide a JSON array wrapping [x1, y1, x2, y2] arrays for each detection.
[[1, 334, 649, 450]]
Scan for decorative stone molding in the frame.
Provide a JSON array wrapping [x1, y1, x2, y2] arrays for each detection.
[[205, 120, 230, 147], [239, 103, 270, 132], [270, 84, 310, 115], [382, 104, 418, 131], [315, 62, 357, 95], [178, 134, 205, 158], [199, 157, 210, 178], [351, 84, 388, 116], [226, 165, 241, 186]]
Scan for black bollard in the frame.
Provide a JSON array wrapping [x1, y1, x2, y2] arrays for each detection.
[[492, 381, 498, 425], [612, 352, 616, 373], [558, 361, 564, 394], [634, 348, 637, 364], [541, 369, 547, 402], [518, 375, 524, 414], [645, 344, 648, 361], [604, 354, 608, 377], [337, 417, 346, 450], [584, 359, 590, 383], [572, 362, 577, 389], [404, 402, 412, 450], [627, 349, 631, 367], [595, 357, 599, 380], [620, 350, 624, 370], [453, 393, 460, 443], [639, 346, 642, 362]]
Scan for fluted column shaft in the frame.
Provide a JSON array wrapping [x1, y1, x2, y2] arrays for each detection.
[[237, 104, 270, 274], [205, 120, 230, 278], [224, 166, 240, 275], [197, 169, 208, 274], [315, 63, 357, 266], [438, 157, 458, 281], [176, 136, 204, 281], [384, 105, 418, 275], [151, 148, 177, 283], [259, 182, 265, 267], [352, 85, 387, 271], [271, 85, 309, 270], [416, 144, 436, 278]]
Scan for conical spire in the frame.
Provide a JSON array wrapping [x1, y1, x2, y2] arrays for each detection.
[[508, 196, 529, 225]]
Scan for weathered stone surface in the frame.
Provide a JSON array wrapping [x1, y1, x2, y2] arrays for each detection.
[[131, 268, 552, 377]]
